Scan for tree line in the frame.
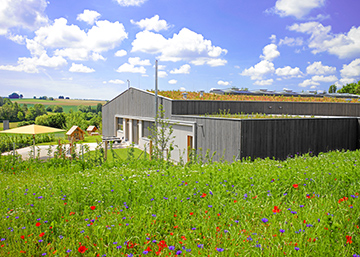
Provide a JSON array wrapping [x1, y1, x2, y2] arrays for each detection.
[[329, 80, 360, 94], [0, 98, 102, 131]]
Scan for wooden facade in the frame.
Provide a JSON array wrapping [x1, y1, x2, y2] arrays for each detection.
[[102, 88, 360, 162], [66, 126, 85, 142]]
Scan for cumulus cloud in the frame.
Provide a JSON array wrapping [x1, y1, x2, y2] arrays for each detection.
[[131, 15, 170, 32], [0, 0, 48, 35], [27, 18, 128, 61], [306, 61, 336, 75], [115, 50, 127, 57], [267, 0, 325, 19], [340, 58, 360, 78], [77, 10, 101, 25], [115, 0, 147, 6], [311, 75, 338, 82], [241, 60, 275, 80], [278, 36, 303, 46], [158, 71, 168, 78], [338, 78, 356, 87], [168, 79, 177, 84], [128, 57, 151, 66], [106, 79, 125, 84], [299, 79, 320, 87], [289, 22, 360, 59], [260, 44, 280, 61], [131, 28, 227, 66], [69, 63, 95, 73], [116, 57, 149, 74], [0, 53, 67, 73], [275, 66, 302, 78], [170, 64, 191, 74], [254, 79, 274, 86], [217, 80, 230, 86]]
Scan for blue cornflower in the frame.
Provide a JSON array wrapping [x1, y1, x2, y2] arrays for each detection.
[[217, 248, 224, 252], [197, 244, 204, 248], [176, 250, 182, 255], [261, 218, 268, 223], [169, 246, 175, 250], [295, 247, 300, 251], [280, 229, 285, 233]]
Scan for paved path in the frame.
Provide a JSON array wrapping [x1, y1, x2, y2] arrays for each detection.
[[1, 143, 101, 160]]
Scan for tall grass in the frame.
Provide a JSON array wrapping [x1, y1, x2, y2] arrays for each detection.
[[0, 150, 359, 256]]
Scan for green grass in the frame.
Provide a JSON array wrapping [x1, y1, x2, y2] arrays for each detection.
[[0, 150, 359, 256]]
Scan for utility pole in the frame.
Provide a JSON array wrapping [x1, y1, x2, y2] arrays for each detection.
[[127, 79, 130, 88]]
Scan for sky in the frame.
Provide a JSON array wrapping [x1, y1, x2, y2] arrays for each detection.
[[1, 0, 360, 100]]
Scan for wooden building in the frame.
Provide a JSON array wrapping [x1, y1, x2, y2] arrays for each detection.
[[86, 125, 99, 135], [66, 126, 85, 142], [102, 87, 360, 163]]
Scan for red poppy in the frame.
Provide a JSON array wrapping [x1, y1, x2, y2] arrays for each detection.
[[272, 206, 280, 213], [201, 193, 207, 198], [189, 212, 193, 215], [78, 245, 88, 253], [303, 220, 306, 224], [145, 246, 152, 252], [293, 184, 298, 189], [127, 241, 135, 249], [234, 200, 237, 203], [90, 206, 96, 210], [39, 233, 45, 237], [20, 235, 25, 240], [35, 222, 41, 227], [346, 235, 352, 244]]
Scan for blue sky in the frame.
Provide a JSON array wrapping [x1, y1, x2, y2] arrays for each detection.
[[1, 0, 360, 100]]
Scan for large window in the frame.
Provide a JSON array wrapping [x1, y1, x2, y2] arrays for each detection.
[[117, 118, 123, 131], [142, 120, 154, 138]]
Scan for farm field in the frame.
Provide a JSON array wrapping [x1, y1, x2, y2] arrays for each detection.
[[0, 150, 359, 256]]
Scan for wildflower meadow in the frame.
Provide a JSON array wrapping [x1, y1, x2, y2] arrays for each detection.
[[0, 149, 359, 256]]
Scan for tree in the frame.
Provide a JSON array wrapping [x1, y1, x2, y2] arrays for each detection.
[[46, 106, 53, 112], [35, 113, 66, 128], [0, 97, 3, 106], [337, 80, 360, 95], [329, 84, 337, 93], [53, 105, 63, 113], [96, 103, 102, 113], [148, 105, 176, 161]]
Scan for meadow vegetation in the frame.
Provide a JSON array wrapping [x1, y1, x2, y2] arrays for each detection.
[[0, 148, 359, 256]]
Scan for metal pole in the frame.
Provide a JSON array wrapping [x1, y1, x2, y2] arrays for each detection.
[[127, 79, 130, 89], [154, 60, 158, 158]]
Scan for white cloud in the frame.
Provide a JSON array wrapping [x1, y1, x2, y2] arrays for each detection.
[[170, 64, 191, 74], [217, 80, 230, 86], [311, 75, 338, 82], [168, 79, 177, 84], [131, 15, 170, 32], [157, 65, 166, 70], [241, 60, 275, 80], [275, 66, 302, 78], [299, 79, 320, 87], [116, 63, 146, 73], [115, 0, 147, 6], [7, 34, 26, 44], [128, 57, 151, 66], [289, 22, 360, 59], [267, 0, 325, 19], [69, 63, 95, 73], [270, 34, 277, 44], [0, 53, 67, 73], [340, 58, 360, 77], [131, 28, 227, 65], [260, 44, 280, 61], [279, 36, 303, 46], [29, 18, 128, 61], [158, 71, 168, 78], [254, 79, 274, 86], [77, 10, 101, 25], [107, 79, 125, 84], [306, 61, 336, 75], [115, 50, 127, 57], [338, 78, 356, 87], [0, 0, 48, 35]]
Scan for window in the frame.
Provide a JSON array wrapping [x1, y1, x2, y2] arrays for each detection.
[[117, 118, 123, 131], [142, 120, 154, 138]]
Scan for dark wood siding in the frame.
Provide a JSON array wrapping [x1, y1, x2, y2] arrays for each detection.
[[172, 100, 360, 117]]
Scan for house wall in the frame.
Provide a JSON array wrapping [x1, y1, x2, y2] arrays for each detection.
[[173, 115, 359, 162], [102, 88, 172, 138], [172, 100, 360, 117]]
